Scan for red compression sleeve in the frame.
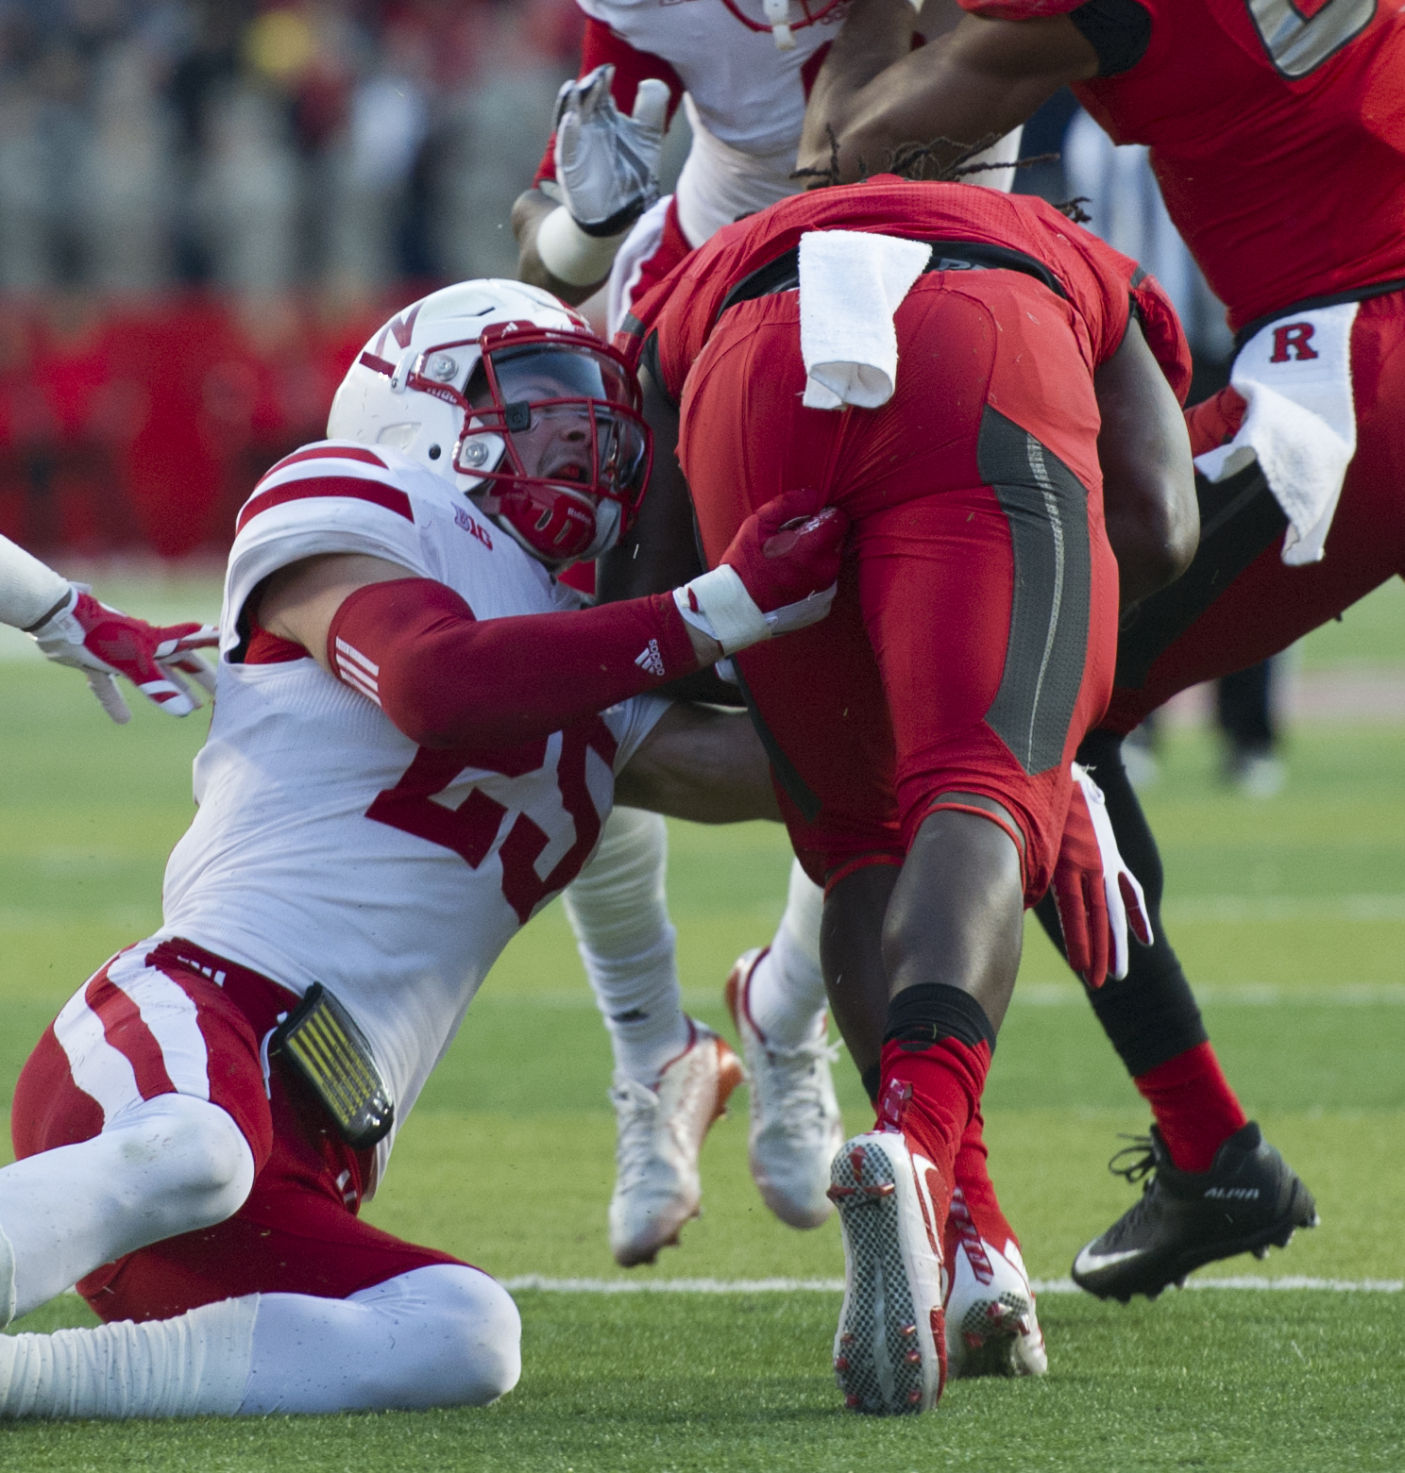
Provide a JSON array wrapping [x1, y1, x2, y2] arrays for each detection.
[[326, 578, 701, 749]]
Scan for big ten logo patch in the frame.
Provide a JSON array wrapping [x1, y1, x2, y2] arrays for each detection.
[[1270, 322, 1319, 363], [454, 504, 494, 549]]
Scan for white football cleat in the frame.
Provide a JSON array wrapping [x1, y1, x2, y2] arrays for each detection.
[[828, 1130, 948, 1415], [608, 1020, 743, 1267], [944, 1188, 1047, 1378], [725, 948, 844, 1229]]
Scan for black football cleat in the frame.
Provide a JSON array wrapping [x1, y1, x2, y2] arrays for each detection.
[[1071, 1121, 1319, 1302]]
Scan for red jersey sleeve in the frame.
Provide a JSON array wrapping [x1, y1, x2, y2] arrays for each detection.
[[531, 17, 687, 191], [1040, 206, 1194, 403]]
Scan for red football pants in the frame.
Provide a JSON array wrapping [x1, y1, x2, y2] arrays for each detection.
[[679, 272, 1120, 901], [12, 938, 464, 1323]]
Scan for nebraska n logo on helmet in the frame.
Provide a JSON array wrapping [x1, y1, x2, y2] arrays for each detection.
[[328, 279, 652, 568]]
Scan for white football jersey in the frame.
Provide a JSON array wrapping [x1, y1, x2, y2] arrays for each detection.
[[578, 1, 1024, 330], [159, 441, 668, 1183], [576, 0, 837, 245]]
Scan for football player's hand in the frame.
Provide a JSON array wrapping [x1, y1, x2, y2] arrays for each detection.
[[29, 586, 218, 723], [1051, 763, 1152, 989], [553, 64, 669, 237], [673, 489, 849, 656]]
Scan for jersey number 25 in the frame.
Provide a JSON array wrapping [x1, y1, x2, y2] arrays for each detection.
[[366, 716, 620, 924]]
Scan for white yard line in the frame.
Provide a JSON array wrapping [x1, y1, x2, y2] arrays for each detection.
[[504, 1275, 1402, 1295]]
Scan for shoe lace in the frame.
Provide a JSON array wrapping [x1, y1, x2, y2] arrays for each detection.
[[1108, 1133, 1157, 1187], [1086, 1138, 1164, 1255], [610, 1079, 663, 1193], [756, 1036, 841, 1122]]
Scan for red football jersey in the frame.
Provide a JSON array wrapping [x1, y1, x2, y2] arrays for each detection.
[[622, 177, 1191, 401], [957, 0, 1405, 331]]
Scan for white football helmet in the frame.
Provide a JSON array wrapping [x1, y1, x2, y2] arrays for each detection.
[[328, 279, 651, 567]]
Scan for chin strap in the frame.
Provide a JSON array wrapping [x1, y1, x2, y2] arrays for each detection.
[[764, 0, 796, 48]]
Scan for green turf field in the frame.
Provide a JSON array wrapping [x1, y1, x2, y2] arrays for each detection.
[[1, 572, 1402, 1471]]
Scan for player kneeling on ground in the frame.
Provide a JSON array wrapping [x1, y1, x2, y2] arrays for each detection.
[[0, 279, 847, 1419]]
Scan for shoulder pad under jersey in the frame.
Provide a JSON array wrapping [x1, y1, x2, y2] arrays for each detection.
[[224, 441, 433, 647]]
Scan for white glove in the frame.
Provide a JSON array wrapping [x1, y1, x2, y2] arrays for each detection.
[[553, 65, 669, 237], [29, 585, 219, 722], [1051, 763, 1153, 988]]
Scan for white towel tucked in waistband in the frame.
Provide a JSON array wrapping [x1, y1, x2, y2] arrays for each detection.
[[799, 230, 933, 410], [1194, 301, 1358, 566]]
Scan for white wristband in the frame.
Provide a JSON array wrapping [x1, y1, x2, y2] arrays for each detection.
[[0, 534, 72, 630], [535, 206, 629, 288], [673, 566, 769, 657]]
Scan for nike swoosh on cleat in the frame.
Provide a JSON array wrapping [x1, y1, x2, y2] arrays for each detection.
[[1074, 1245, 1147, 1274]]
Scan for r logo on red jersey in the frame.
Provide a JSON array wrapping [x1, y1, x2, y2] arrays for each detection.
[[1270, 322, 1320, 362]]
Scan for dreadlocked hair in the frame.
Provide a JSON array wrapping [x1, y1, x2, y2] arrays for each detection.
[[791, 125, 1094, 222]]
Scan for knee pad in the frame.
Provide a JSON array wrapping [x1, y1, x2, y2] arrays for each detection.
[[108, 1094, 256, 1234], [443, 1270, 522, 1405], [351, 1265, 522, 1407]]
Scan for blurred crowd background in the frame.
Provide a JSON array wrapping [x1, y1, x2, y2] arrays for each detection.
[[0, 2, 1233, 562], [0, 0, 585, 557]]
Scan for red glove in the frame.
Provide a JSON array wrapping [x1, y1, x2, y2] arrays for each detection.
[[29, 587, 218, 723], [673, 489, 849, 655], [1051, 763, 1153, 989]]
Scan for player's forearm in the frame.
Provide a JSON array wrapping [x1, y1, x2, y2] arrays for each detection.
[[1096, 330, 1200, 609], [801, 15, 1092, 184], [328, 577, 711, 751], [800, 0, 925, 179], [1105, 465, 1199, 611], [279, 497, 844, 747], [0, 534, 71, 630], [510, 189, 615, 304], [614, 702, 782, 823]]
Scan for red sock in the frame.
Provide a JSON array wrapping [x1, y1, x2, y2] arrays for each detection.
[[951, 1106, 1017, 1250], [1135, 1042, 1248, 1172], [878, 1035, 991, 1195]]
